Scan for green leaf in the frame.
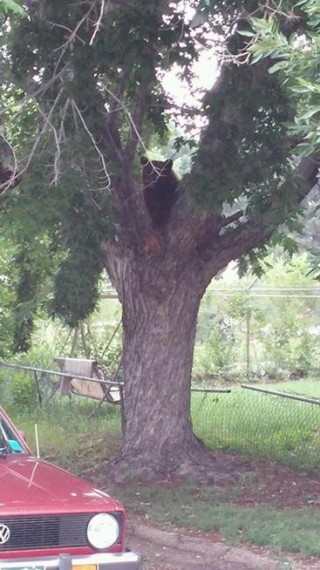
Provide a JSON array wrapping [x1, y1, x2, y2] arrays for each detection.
[[238, 30, 255, 37], [249, 17, 274, 33], [268, 61, 289, 74], [289, 85, 312, 94], [0, 0, 25, 15], [250, 51, 265, 64], [299, 106, 320, 120]]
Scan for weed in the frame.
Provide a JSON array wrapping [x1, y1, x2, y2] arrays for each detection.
[[112, 482, 320, 557], [9, 396, 320, 558]]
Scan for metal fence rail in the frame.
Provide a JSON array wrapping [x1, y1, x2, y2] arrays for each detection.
[[191, 387, 231, 393], [0, 361, 124, 387], [191, 383, 320, 471], [0, 361, 231, 399], [241, 384, 320, 405], [3, 360, 320, 471]]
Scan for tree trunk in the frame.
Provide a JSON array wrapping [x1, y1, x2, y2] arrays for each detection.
[[103, 153, 320, 482], [106, 248, 218, 480]]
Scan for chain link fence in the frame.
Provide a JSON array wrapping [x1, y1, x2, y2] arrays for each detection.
[[194, 285, 320, 380], [191, 384, 320, 470], [2, 361, 320, 471]]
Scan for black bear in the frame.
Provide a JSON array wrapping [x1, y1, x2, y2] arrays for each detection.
[[0, 163, 21, 191], [141, 156, 179, 227]]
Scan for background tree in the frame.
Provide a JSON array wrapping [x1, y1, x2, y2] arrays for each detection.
[[2, 0, 320, 480]]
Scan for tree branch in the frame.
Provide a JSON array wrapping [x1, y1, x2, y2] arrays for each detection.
[[198, 154, 320, 282], [219, 210, 244, 228]]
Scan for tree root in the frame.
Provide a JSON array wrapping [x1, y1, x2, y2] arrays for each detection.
[[105, 438, 247, 485]]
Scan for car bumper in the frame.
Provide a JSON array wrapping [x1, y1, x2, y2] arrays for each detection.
[[0, 551, 142, 570]]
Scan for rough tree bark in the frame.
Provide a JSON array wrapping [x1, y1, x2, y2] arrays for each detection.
[[101, 154, 320, 481], [105, 243, 211, 479]]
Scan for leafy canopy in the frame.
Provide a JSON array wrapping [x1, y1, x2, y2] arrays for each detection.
[[0, 0, 314, 350], [247, 0, 320, 156]]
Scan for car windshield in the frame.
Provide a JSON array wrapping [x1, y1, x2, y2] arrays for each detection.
[[0, 414, 24, 456]]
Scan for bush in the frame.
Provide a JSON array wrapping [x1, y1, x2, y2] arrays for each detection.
[[194, 316, 236, 375], [193, 253, 320, 378], [10, 372, 39, 411]]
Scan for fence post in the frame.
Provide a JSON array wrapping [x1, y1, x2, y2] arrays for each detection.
[[33, 370, 43, 406], [246, 278, 257, 379], [246, 308, 251, 380]]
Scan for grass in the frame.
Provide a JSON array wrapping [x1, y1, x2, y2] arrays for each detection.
[[9, 379, 320, 471], [272, 379, 320, 397], [9, 379, 320, 470], [9, 398, 121, 471], [7, 383, 320, 559], [111, 481, 320, 557], [191, 381, 320, 469]]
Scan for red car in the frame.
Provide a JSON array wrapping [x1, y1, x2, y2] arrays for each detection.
[[0, 407, 142, 570]]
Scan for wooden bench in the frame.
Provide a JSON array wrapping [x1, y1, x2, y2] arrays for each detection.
[[54, 358, 121, 404]]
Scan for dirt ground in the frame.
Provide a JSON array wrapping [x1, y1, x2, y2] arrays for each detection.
[[83, 447, 320, 570], [127, 517, 320, 570], [122, 455, 320, 570]]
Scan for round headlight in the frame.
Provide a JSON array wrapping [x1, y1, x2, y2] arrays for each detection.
[[87, 513, 120, 550]]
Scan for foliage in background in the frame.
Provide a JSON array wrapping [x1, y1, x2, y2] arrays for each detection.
[[247, 0, 320, 156], [0, 293, 122, 409], [193, 252, 320, 378], [253, 254, 320, 373], [2, 251, 320, 386], [0, 236, 17, 358]]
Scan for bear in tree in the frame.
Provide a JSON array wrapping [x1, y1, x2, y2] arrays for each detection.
[[141, 156, 179, 228], [0, 163, 21, 191]]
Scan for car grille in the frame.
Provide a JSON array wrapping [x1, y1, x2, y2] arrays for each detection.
[[0, 513, 122, 551]]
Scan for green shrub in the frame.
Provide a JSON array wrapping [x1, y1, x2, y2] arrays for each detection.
[[10, 372, 39, 411], [194, 316, 236, 374]]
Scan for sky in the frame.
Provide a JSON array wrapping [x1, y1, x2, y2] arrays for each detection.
[[162, 49, 218, 108]]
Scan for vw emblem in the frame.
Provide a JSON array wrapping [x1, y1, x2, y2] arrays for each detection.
[[0, 524, 10, 544]]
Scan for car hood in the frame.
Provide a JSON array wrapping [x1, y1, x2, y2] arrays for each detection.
[[0, 455, 121, 515]]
